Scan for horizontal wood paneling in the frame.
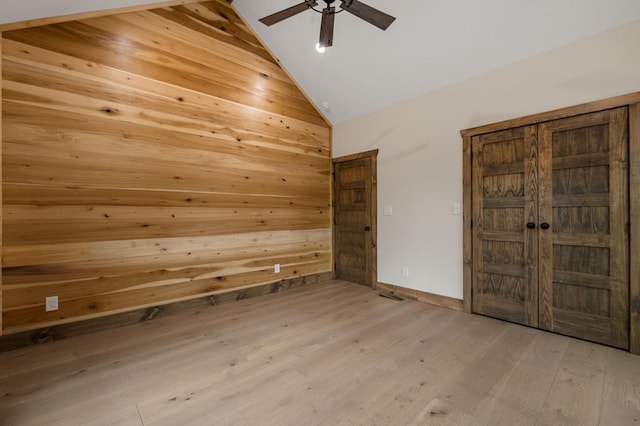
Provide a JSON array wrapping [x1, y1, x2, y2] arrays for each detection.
[[4, 205, 328, 244], [1, 0, 332, 334]]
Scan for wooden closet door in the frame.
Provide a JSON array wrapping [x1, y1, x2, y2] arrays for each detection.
[[538, 108, 629, 349], [472, 126, 539, 326]]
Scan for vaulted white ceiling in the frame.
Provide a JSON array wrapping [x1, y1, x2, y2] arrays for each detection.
[[2, 1, 640, 124]]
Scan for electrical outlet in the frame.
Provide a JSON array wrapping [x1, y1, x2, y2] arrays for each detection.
[[452, 202, 461, 215], [45, 296, 58, 312], [274, 263, 280, 273], [401, 266, 409, 278]]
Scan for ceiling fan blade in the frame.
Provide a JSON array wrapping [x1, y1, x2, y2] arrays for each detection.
[[259, 0, 318, 26], [339, 0, 395, 30], [319, 6, 335, 48]]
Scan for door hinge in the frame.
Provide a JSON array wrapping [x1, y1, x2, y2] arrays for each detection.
[[470, 220, 473, 229]]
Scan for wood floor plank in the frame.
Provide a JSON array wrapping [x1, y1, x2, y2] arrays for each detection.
[[408, 397, 476, 425], [297, 305, 453, 425], [599, 347, 640, 424], [478, 330, 570, 423], [426, 323, 538, 422], [0, 280, 639, 425], [135, 291, 396, 423], [0, 288, 350, 412], [537, 339, 609, 426], [341, 311, 488, 425]]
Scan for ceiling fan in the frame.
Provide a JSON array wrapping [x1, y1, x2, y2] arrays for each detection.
[[259, 0, 396, 49]]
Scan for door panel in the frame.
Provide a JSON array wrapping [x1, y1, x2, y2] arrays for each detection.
[[334, 155, 374, 287], [538, 108, 629, 349], [472, 126, 539, 326]]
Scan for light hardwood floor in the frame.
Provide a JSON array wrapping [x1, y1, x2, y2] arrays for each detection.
[[0, 280, 639, 425]]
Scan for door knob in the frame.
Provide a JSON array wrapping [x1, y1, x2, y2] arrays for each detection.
[[526, 223, 536, 229], [364, 226, 371, 231], [540, 223, 550, 230]]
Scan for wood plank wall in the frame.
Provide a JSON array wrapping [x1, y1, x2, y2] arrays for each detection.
[[0, 0, 332, 335], [0, 36, 3, 335]]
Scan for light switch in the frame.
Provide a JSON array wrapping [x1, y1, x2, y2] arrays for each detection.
[[452, 202, 461, 215], [383, 205, 393, 216]]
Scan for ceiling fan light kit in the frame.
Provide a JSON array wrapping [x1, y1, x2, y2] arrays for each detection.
[[259, 0, 396, 49]]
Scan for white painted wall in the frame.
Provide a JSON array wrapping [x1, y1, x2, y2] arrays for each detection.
[[333, 20, 640, 300]]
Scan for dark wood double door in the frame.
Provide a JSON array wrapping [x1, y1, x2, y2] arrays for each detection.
[[472, 108, 629, 349]]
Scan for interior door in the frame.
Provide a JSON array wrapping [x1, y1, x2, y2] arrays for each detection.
[[333, 152, 377, 287], [538, 108, 629, 349], [471, 126, 539, 326]]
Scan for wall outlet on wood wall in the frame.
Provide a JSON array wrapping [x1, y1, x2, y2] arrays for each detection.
[[45, 296, 59, 312], [274, 264, 281, 273]]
